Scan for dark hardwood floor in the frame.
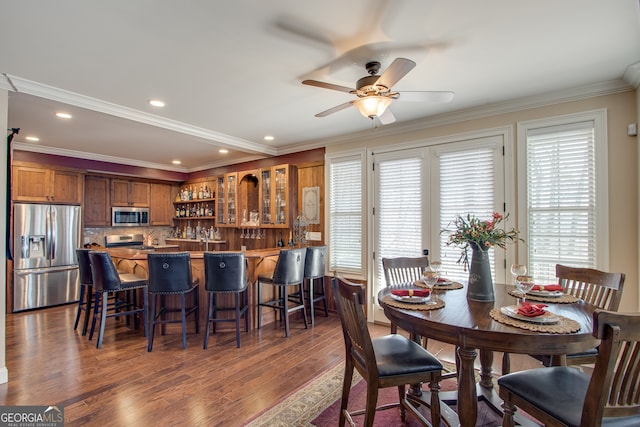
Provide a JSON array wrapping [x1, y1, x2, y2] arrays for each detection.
[[0, 302, 542, 426], [1, 303, 353, 426]]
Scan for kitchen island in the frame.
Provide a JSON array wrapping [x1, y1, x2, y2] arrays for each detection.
[[108, 247, 284, 330]]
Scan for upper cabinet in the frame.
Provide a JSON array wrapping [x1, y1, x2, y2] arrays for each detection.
[[111, 179, 150, 207], [260, 164, 297, 228], [149, 183, 177, 226], [84, 175, 111, 226], [215, 173, 238, 227], [12, 164, 84, 204]]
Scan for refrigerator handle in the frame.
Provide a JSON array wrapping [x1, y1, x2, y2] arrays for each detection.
[[49, 207, 56, 260], [21, 235, 30, 258]]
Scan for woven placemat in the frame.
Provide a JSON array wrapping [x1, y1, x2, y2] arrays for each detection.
[[414, 280, 464, 290], [489, 308, 581, 333], [507, 290, 579, 304], [382, 295, 444, 311]]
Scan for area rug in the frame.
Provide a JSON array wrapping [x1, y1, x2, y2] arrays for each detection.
[[244, 361, 504, 426]]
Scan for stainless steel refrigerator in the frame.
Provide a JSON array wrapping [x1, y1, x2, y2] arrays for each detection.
[[13, 203, 82, 311]]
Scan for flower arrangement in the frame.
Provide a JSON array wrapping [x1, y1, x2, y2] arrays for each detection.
[[443, 212, 522, 269]]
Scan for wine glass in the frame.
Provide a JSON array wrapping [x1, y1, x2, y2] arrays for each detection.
[[430, 261, 442, 281], [422, 267, 438, 304], [510, 264, 527, 286], [515, 275, 535, 303]]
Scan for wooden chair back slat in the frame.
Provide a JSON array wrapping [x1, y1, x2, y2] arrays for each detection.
[[556, 264, 625, 311], [382, 256, 429, 287], [584, 310, 640, 423]]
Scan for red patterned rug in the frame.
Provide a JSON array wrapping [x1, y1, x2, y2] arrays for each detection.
[[245, 361, 507, 426]]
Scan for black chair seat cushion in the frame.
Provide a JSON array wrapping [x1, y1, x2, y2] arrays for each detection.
[[499, 367, 588, 426], [372, 335, 442, 378], [497, 366, 640, 427]]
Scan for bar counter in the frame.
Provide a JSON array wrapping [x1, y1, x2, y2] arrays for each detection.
[[108, 247, 283, 329]]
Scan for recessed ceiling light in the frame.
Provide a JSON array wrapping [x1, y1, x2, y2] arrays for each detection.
[[25, 136, 40, 142], [264, 135, 274, 141], [148, 99, 165, 107], [219, 149, 228, 154], [172, 160, 181, 165], [56, 112, 72, 119]]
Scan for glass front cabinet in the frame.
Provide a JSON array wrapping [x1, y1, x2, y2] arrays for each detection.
[[260, 164, 297, 228], [215, 172, 238, 227], [214, 164, 297, 229]]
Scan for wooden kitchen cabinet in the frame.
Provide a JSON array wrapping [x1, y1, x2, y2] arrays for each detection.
[[84, 175, 111, 226], [111, 179, 150, 207], [149, 182, 176, 226], [259, 164, 297, 228], [215, 173, 238, 227], [13, 164, 84, 204]]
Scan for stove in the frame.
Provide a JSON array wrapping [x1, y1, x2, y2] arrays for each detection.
[[104, 233, 156, 250]]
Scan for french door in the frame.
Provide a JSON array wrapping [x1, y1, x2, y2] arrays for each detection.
[[370, 135, 506, 323]]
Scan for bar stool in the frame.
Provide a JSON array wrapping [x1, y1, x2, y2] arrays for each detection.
[[74, 248, 94, 336], [257, 248, 307, 337], [88, 251, 149, 349], [303, 245, 328, 324], [203, 252, 249, 348], [147, 252, 199, 351]]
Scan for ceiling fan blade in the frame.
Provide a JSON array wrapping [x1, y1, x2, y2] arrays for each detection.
[[302, 79, 354, 93], [375, 58, 416, 88], [396, 91, 455, 103], [377, 108, 396, 125], [315, 101, 354, 117]]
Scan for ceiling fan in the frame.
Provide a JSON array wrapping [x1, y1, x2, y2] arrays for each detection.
[[302, 58, 454, 125]]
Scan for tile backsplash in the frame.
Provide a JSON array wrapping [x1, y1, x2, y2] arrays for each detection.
[[84, 227, 174, 247]]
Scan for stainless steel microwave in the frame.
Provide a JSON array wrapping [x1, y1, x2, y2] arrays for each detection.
[[111, 207, 150, 227]]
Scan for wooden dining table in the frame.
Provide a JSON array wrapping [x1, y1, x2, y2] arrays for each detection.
[[378, 282, 599, 427]]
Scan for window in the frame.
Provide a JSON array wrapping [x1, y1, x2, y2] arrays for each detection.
[[373, 150, 424, 291], [326, 151, 364, 275], [518, 110, 608, 281], [432, 137, 506, 284]]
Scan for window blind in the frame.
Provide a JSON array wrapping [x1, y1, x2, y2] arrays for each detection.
[[438, 147, 497, 283], [375, 156, 422, 288], [329, 155, 363, 273], [526, 121, 596, 280]]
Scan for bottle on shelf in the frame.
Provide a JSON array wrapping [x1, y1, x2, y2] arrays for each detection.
[[277, 232, 284, 247]]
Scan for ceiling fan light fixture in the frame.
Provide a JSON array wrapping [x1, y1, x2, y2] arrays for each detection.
[[354, 96, 392, 119]]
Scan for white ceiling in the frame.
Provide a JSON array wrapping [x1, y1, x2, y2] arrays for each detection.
[[2, 0, 639, 172]]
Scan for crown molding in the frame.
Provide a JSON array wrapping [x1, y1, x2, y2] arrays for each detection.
[[13, 141, 189, 173], [308, 79, 634, 148], [623, 61, 640, 88], [6, 75, 277, 156]]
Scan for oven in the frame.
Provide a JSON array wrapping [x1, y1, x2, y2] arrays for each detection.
[[104, 233, 155, 250]]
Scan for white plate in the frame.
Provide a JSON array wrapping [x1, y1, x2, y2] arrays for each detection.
[[390, 293, 431, 304], [434, 280, 453, 286], [527, 290, 564, 297], [500, 305, 560, 324]]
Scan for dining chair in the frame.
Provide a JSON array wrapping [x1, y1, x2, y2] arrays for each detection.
[[500, 264, 625, 373], [147, 252, 199, 351], [382, 256, 429, 335], [381, 256, 458, 381], [74, 248, 94, 336], [88, 251, 149, 349], [203, 251, 249, 348], [257, 248, 308, 337], [498, 309, 640, 427], [382, 256, 429, 288], [331, 276, 442, 427]]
